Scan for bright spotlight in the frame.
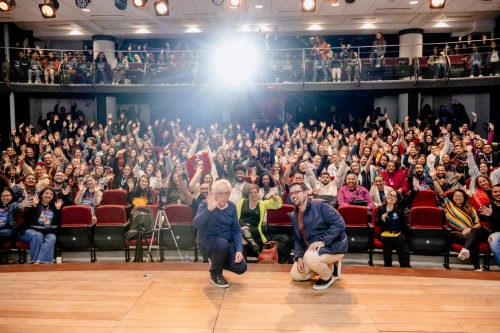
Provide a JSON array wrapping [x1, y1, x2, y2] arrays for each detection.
[[115, 0, 127, 10], [154, 0, 169, 16], [229, 0, 241, 8], [302, 0, 316, 12], [429, 0, 445, 9], [212, 39, 262, 85], [75, 0, 90, 9], [0, 0, 15, 12], [39, 0, 59, 18], [133, 0, 147, 7]]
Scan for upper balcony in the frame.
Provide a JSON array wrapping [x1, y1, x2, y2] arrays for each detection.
[[3, 39, 500, 95]]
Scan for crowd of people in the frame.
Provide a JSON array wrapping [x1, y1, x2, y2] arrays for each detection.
[[8, 33, 500, 85], [0, 99, 499, 275]]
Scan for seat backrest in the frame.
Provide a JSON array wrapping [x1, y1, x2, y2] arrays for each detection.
[[448, 55, 464, 65], [61, 206, 93, 226], [267, 204, 294, 227], [411, 190, 437, 208], [96, 205, 127, 225], [164, 204, 193, 224], [383, 57, 395, 66], [128, 62, 144, 71], [418, 57, 428, 67], [409, 207, 444, 228], [338, 205, 368, 227], [101, 190, 128, 206]]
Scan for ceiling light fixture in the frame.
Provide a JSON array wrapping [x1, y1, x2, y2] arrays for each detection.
[[115, 0, 127, 10], [307, 23, 323, 31], [39, 0, 59, 18], [429, 0, 445, 9], [330, 0, 340, 7], [133, 0, 147, 7], [345, 0, 355, 4], [212, 0, 224, 5], [0, 0, 15, 12], [434, 20, 449, 27], [255, 4, 263, 9], [135, 27, 151, 34], [154, 0, 169, 16], [361, 22, 376, 29], [229, 0, 241, 8], [186, 26, 201, 33], [75, 0, 90, 9], [409, 0, 418, 4], [302, 0, 316, 12], [69, 29, 83, 35]]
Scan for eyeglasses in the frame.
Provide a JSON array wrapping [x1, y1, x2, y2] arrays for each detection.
[[289, 190, 304, 197], [217, 191, 231, 198]]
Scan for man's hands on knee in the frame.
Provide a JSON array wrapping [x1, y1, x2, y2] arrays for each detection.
[[297, 258, 305, 273], [308, 241, 325, 252], [234, 251, 244, 263]]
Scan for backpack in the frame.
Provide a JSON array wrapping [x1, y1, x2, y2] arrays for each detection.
[[125, 207, 155, 240]]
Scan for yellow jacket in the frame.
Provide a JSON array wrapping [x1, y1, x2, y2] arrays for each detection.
[[236, 195, 282, 243]]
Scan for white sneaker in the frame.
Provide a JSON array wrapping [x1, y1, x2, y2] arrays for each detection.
[[458, 248, 470, 260], [479, 74, 483, 77], [469, 75, 474, 78]]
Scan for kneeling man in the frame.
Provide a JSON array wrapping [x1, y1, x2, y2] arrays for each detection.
[[193, 179, 247, 288], [288, 182, 347, 290]]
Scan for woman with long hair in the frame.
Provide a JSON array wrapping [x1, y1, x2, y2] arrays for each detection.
[[375, 179, 418, 267], [258, 173, 281, 200], [128, 175, 155, 208], [470, 174, 493, 212], [443, 189, 486, 271], [19, 187, 63, 263]]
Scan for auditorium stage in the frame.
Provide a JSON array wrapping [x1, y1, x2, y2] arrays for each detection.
[[0, 263, 499, 333]]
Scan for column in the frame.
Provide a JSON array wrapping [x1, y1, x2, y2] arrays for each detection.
[[398, 92, 420, 123], [399, 28, 423, 58], [92, 35, 116, 62], [4, 23, 15, 130], [106, 96, 117, 120]]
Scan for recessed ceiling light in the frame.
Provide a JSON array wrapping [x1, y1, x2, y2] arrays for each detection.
[[307, 23, 323, 31], [255, 4, 263, 9], [135, 27, 151, 34], [361, 23, 376, 29], [69, 29, 83, 35], [82, 8, 90, 12], [186, 26, 201, 33], [409, 0, 418, 5], [434, 21, 449, 28], [330, 0, 340, 6]]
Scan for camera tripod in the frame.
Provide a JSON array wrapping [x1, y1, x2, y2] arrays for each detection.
[[146, 203, 184, 263]]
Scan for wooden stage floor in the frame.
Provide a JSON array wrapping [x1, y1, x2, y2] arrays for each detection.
[[0, 263, 500, 333]]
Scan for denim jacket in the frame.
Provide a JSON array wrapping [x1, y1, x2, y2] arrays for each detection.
[[291, 199, 348, 261]]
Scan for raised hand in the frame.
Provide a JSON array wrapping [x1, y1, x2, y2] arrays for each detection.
[[32, 195, 40, 207], [55, 199, 63, 210]]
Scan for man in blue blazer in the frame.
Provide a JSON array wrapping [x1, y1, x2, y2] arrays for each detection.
[[288, 182, 348, 290]]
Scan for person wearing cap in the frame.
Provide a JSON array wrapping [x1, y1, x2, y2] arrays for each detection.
[[288, 182, 347, 290]]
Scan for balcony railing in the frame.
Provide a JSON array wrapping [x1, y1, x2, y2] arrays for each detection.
[[2, 39, 500, 89]]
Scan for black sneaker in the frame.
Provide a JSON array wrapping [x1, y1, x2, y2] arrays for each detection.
[[312, 275, 335, 290], [210, 275, 229, 288]]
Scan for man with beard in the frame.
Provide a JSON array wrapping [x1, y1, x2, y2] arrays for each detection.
[[229, 164, 251, 204], [52, 171, 74, 207], [450, 143, 469, 178], [288, 182, 347, 290], [410, 163, 434, 191], [476, 144, 498, 168], [431, 165, 464, 197]]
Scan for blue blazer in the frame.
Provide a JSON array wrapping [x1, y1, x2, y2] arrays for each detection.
[[291, 199, 348, 261]]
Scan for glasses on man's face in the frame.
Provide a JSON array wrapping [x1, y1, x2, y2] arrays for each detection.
[[217, 191, 231, 198], [289, 190, 303, 197]]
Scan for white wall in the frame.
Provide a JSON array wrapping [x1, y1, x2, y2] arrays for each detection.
[[29, 98, 97, 130], [374, 96, 399, 123]]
